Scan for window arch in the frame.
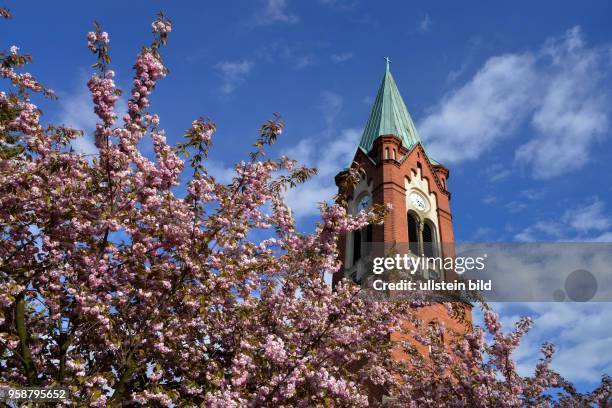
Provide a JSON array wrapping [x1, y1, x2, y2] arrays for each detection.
[[352, 194, 373, 266], [407, 212, 419, 254], [352, 224, 372, 265], [422, 221, 435, 258], [407, 214, 438, 258]]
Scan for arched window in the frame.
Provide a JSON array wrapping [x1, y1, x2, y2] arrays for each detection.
[[392, 149, 396, 160], [352, 224, 373, 265], [352, 194, 373, 265], [352, 228, 361, 265], [422, 221, 435, 258], [385, 147, 390, 160], [407, 213, 419, 254]]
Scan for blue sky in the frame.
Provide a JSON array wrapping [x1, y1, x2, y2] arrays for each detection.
[[2, 0, 612, 391]]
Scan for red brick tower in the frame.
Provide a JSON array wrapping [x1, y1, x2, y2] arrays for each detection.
[[333, 59, 471, 338]]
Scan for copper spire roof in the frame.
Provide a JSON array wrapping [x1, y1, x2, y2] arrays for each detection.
[[359, 61, 424, 155]]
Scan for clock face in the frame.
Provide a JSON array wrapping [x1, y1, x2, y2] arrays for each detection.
[[409, 192, 427, 211], [358, 195, 371, 211]]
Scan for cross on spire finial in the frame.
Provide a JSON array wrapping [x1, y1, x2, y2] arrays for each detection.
[[384, 56, 391, 72]]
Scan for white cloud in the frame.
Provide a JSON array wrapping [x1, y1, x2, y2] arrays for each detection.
[[482, 303, 612, 384], [472, 226, 495, 240], [484, 162, 511, 182], [293, 55, 314, 70], [420, 26, 611, 180], [494, 188, 547, 217], [563, 199, 611, 232], [514, 197, 612, 242], [519, 188, 546, 201], [253, 0, 298, 25], [420, 53, 538, 163], [331, 52, 353, 63], [482, 195, 497, 205], [215, 60, 254, 94], [318, 91, 343, 128], [514, 220, 564, 242], [446, 62, 468, 84], [592, 232, 612, 242], [255, 41, 318, 72], [275, 91, 356, 218], [283, 128, 361, 218], [505, 200, 528, 213], [418, 14, 431, 32], [516, 27, 610, 179], [205, 159, 235, 184], [60, 89, 98, 156]]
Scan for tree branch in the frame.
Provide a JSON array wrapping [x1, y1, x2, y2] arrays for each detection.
[[111, 351, 136, 402], [15, 291, 37, 385]]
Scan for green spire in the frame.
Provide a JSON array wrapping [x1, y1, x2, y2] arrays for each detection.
[[359, 59, 423, 154]]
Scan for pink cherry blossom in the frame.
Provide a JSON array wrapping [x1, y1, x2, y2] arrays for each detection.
[[0, 10, 608, 408]]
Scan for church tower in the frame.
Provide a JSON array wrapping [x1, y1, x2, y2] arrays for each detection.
[[333, 60, 470, 336]]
